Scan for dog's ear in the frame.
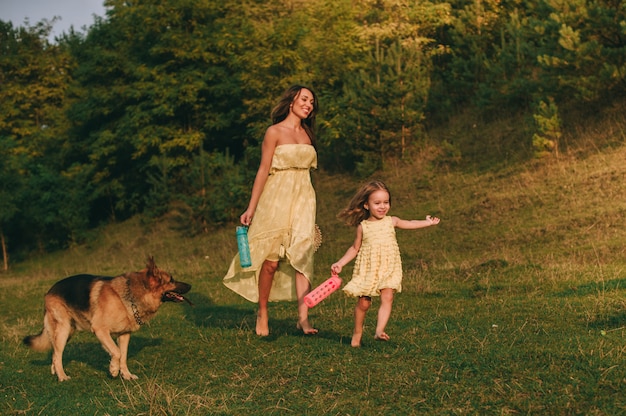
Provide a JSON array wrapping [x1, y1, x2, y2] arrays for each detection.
[[145, 256, 168, 289], [143, 256, 162, 288], [147, 256, 157, 276]]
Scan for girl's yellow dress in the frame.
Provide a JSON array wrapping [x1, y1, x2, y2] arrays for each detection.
[[223, 144, 317, 302], [343, 216, 403, 297]]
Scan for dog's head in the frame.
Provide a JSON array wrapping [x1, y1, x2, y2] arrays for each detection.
[[144, 256, 192, 304]]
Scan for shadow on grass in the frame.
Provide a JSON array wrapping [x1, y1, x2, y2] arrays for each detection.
[[27, 335, 163, 376], [187, 291, 344, 343], [587, 312, 626, 330], [556, 278, 626, 297]]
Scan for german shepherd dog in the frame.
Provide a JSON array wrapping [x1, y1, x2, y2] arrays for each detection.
[[23, 257, 191, 381]]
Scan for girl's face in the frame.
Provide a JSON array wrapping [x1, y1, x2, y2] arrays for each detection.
[[364, 189, 390, 220], [290, 88, 315, 120]]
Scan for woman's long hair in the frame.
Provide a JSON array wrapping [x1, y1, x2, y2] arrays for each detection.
[[271, 84, 318, 147], [337, 180, 391, 227]]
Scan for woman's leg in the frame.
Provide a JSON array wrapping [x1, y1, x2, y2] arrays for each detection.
[[352, 296, 371, 347], [256, 260, 278, 336], [374, 288, 394, 341], [295, 272, 318, 334]]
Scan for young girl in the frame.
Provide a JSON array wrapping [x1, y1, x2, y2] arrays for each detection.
[[331, 180, 440, 347]]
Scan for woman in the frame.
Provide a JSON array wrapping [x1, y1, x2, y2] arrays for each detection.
[[223, 85, 319, 336]]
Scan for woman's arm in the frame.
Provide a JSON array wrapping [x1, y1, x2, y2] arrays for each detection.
[[240, 127, 279, 225]]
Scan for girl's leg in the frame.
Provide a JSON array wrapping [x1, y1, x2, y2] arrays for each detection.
[[374, 288, 394, 341], [256, 260, 278, 336], [352, 296, 371, 347], [295, 272, 318, 334]]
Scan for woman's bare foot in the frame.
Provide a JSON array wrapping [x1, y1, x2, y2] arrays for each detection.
[[351, 332, 363, 347], [374, 332, 390, 341], [256, 310, 269, 336], [296, 320, 318, 335]]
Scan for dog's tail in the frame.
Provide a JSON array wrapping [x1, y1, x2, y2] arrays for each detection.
[[23, 331, 52, 352]]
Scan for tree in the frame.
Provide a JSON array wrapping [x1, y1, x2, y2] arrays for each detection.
[[227, 0, 320, 139], [66, 0, 247, 221], [532, 97, 561, 158], [538, 0, 626, 101], [0, 136, 21, 270], [329, 0, 451, 175], [430, 0, 553, 112], [0, 19, 82, 257]]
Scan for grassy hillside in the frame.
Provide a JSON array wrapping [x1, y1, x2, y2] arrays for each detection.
[[1, 103, 625, 415]]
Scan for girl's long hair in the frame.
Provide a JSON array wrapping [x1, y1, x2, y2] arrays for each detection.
[[271, 84, 318, 147], [337, 180, 391, 227]]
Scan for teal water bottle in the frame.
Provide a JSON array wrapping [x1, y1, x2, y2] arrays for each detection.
[[236, 226, 252, 268]]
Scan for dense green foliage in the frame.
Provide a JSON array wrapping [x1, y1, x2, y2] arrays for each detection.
[[1, 0, 625, 262]]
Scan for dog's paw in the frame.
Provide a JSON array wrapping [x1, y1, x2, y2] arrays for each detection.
[[52, 364, 71, 381], [121, 370, 138, 380], [109, 363, 120, 378]]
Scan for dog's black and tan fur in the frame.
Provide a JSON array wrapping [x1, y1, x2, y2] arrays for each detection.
[[23, 257, 191, 381]]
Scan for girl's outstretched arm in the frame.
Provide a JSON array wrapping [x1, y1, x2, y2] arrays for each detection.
[[392, 215, 440, 230], [331, 224, 363, 274]]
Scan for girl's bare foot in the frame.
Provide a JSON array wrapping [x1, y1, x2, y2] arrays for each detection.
[[256, 311, 269, 336], [351, 332, 363, 347], [296, 320, 318, 335], [374, 332, 390, 341]]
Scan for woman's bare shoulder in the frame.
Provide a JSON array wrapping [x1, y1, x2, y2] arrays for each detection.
[[263, 125, 281, 144]]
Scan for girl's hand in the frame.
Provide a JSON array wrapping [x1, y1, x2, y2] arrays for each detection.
[[426, 215, 441, 225], [331, 263, 342, 274]]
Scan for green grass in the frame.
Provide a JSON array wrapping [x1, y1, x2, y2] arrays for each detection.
[[2, 127, 626, 414]]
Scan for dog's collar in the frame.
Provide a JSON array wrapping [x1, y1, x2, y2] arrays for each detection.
[[125, 278, 144, 326]]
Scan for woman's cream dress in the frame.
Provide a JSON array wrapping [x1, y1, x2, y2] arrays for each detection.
[[223, 144, 317, 302]]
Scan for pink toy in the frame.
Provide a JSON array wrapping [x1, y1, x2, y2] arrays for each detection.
[[304, 274, 342, 308]]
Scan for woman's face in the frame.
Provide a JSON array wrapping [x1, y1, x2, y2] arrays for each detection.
[[364, 189, 391, 220], [291, 88, 315, 120]]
